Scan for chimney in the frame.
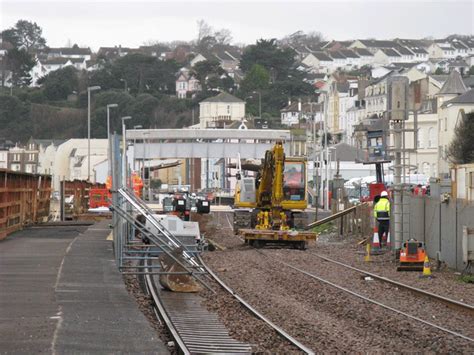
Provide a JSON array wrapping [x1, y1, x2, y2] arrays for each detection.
[[298, 99, 302, 112], [288, 98, 291, 106]]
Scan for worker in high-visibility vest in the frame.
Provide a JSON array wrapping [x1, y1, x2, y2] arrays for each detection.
[[374, 191, 390, 247]]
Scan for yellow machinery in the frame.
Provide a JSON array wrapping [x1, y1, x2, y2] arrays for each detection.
[[233, 141, 316, 249]]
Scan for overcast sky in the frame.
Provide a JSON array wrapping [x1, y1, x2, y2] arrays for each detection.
[[1, 0, 473, 50]]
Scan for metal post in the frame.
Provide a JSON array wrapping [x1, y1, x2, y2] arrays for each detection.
[[393, 120, 403, 250], [107, 104, 118, 177], [87, 86, 100, 181], [121, 116, 131, 188], [87, 89, 91, 181], [324, 93, 329, 211]]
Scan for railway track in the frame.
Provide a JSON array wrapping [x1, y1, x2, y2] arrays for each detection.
[[255, 249, 474, 344], [143, 256, 314, 354], [308, 252, 474, 315]]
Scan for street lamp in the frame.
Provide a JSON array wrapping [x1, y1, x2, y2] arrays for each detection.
[[121, 116, 132, 187], [106, 104, 118, 177], [120, 78, 128, 93], [252, 91, 261, 118], [133, 125, 142, 171], [87, 85, 101, 181]]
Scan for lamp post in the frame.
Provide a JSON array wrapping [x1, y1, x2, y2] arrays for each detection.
[[106, 104, 118, 177], [121, 116, 132, 187], [142, 131, 150, 200], [252, 91, 261, 118], [87, 85, 101, 181], [133, 125, 142, 172], [120, 78, 128, 93]]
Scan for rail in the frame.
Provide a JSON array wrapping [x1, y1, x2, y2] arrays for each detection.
[[198, 255, 315, 355], [255, 250, 474, 343], [143, 258, 253, 354], [309, 252, 474, 315]]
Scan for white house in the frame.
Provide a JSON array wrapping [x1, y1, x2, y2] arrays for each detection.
[[428, 42, 456, 59], [352, 48, 374, 67], [176, 70, 201, 99], [280, 101, 322, 126], [190, 53, 208, 67], [47, 45, 92, 61], [302, 52, 333, 73], [436, 70, 470, 176], [199, 92, 245, 129], [373, 48, 402, 65]]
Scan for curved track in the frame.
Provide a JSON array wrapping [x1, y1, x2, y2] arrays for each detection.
[[143, 256, 315, 354]]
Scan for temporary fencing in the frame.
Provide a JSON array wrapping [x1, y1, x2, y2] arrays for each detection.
[[0, 169, 51, 240]]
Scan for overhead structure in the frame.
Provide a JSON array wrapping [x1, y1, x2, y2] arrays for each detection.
[[130, 128, 292, 159]]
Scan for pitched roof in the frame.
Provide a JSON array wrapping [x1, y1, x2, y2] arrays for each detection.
[[339, 49, 359, 58], [380, 48, 401, 57], [201, 92, 244, 103], [394, 46, 413, 55], [49, 46, 91, 55], [396, 39, 432, 48], [359, 39, 398, 48], [451, 40, 468, 50], [353, 48, 373, 56], [311, 51, 333, 61], [42, 57, 70, 65], [329, 51, 346, 59], [442, 89, 474, 107], [438, 70, 468, 95]]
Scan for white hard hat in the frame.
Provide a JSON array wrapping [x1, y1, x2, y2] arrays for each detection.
[[381, 191, 388, 197]]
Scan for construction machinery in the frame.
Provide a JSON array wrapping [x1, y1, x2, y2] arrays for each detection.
[[233, 141, 317, 249], [397, 239, 426, 271]]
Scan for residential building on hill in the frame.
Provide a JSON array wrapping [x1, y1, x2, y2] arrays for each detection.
[[436, 70, 470, 176], [199, 92, 245, 128], [176, 70, 201, 98]]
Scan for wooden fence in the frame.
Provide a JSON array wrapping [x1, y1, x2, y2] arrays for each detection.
[[0, 169, 52, 240]]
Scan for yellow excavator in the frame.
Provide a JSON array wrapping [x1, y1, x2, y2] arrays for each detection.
[[233, 141, 317, 249]]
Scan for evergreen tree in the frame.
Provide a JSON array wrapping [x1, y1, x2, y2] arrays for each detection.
[[447, 111, 474, 164]]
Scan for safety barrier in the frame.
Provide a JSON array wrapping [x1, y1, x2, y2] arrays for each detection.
[[61, 180, 105, 218], [0, 169, 52, 240]]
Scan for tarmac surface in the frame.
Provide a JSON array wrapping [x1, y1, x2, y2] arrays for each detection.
[[0, 220, 168, 354]]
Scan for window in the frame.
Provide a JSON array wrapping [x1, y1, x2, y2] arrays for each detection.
[[428, 127, 435, 147], [444, 117, 447, 131], [227, 105, 230, 114], [28, 153, 35, 161], [417, 128, 424, 148]]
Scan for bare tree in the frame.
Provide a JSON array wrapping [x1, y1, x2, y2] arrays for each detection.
[[215, 28, 233, 45], [196, 19, 213, 44]]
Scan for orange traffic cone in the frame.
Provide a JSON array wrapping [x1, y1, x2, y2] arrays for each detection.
[[372, 225, 380, 249]]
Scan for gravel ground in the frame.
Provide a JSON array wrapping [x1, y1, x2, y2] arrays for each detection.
[[201, 211, 474, 353]]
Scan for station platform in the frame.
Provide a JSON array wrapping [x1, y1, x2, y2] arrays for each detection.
[[0, 220, 168, 354]]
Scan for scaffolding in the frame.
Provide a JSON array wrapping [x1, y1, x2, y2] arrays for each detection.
[[386, 77, 419, 249], [109, 133, 209, 289]]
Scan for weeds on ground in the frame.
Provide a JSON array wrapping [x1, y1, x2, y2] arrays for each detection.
[[311, 221, 335, 234], [458, 274, 474, 283]]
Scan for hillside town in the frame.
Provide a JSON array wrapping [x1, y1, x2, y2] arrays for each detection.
[[1, 24, 473, 192], [1, 5, 474, 353]]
